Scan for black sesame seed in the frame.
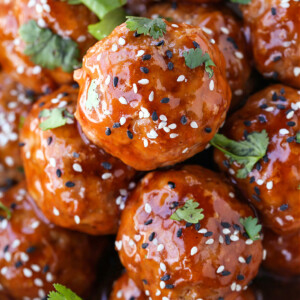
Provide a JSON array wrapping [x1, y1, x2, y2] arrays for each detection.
[[276, 104, 286, 110], [204, 231, 213, 237], [280, 88, 285, 95], [193, 41, 200, 48], [3, 245, 9, 252], [278, 95, 286, 101], [144, 219, 153, 225], [171, 1, 177, 9], [177, 228, 183, 237], [287, 136, 295, 143], [170, 201, 179, 209], [168, 62, 174, 70], [72, 82, 79, 89], [233, 224, 241, 231], [195, 223, 201, 231], [237, 274, 245, 281], [166, 284, 174, 289], [161, 97, 170, 104], [204, 127, 212, 133], [279, 204, 289, 211], [155, 40, 164, 46], [273, 56, 281, 62], [263, 155, 269, 163], [244, 120, 251, 127], [168, 181, 176, 189], [249, 176, 255, 183], [142, 279, 148, 285], [127, 130, 134, 139], [252, 194, 261, 202], [287, 121, 296, 127], [221, 270, 231, 276], [134, 31, 141, 37], [62, 92, 69, 97], [105, 128, 111, 136], [258, 116, 267, 123], [73, 152, 80, 158], [10, 203, 17, 210], [19, 142, 25, 147], [152, 111, 158, 121], [223, 160, 230, 168], [161, 274, 170, 281], [56, 169, 62, 178], [218, 298, 224, 300], [65, 181, 75, 188], [113, 76, 119, 87], [221, 222, 231, 228], [26, 246, 36, 253], [39, 102, 45, 107], [180, 115, 187, 125], [47, 136, 53, 145], [149, 232, 155, 241], [254, 186, 260, 195], [271, 7, 277, 15], [101, 162, 112, 170], [225, 235, 231, 245], [113, 122, 121, 128], [42, 265, 50, 273], [186, 222, 193, 228], [142, 54, 151, 61], [15, 260, 23, 268], [272, 92, 278, 101], [272, 72, 279, 79], [256, 162, 262, 171], [246, 255, 252, 264], [140, 67, 149, 74], [259, 104, 268, 109], [226, 37, 238, 49], [166, 50, 173, 59], [142, 243, 149, 249]]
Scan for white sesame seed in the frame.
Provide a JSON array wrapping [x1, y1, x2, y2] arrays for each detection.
[[170, 133, 178, 139], [156, 290, 161, 296], [138, 79, 149, 85], [190, 121, 198, 129], [145, 290, 150, 296], [23, 268, 33, 278], [235, 51, 244, 59], [31, 265, 41, 272], [236, 284, 242, 292], [143, 138, 149, 148], [160, 262, 166, 272], [223, 228, 231, 235], [182, 147, 188, 154], [234, 89, 243, 96], [102, 173, 112, 180], [73, 163, 82, 172], [118, 37, 126, 46], [53, 207, 60, 216], [46, 272, 53, 282], [116, 290, 122, 298], [145, 203, 152, 214], [49, 158, 56, 167], [191, 246, 198, 256], [1, 267, 8, 276], [279, 128, 289, 135], [257, 179, 264, 185], [149, 91, 154, 101], [206, 239, 214, 245], [198, 228, 207, 234], [31, 221, 40, 229], [34, 278, 43, 287], [160, 115, 167, 121], [136, 50, 145, 57], [4, 252, 11, 262], [74, 215, 80, 224], [220, 27, 230, 35], [17, 66, 25, 74], [263, 249, 267, 260], [265, 107, 274, 112], [238, 256, 246, 263], [112, 44, 118, 52], [245, 239, 253, 245], [216, 265, 225, 273], [266, 181, 273, 190], [115, 240, 122, 251], [157, 244, 164, 252], [294, 67, 300, 77], [118, 97, 127, 105], [231, 282, 237, 291], [160, 281, 166, 289], [202, 27, 213, 35], [177, 75, 185, 82], [209, 80, 214, 91], [105, 76, 111, 85], [230, 235, 239, 241], [286, 110, 294, 119], [171, 24, 179, 28], [134, 235, 141, 242], [12, 239, 21, 248], [210, 38, 216, 44], [133, 83, 137, 94], [147, 129, 158, 139], [20, 252, 29, 262], [219, 235, 224, 244], [229, 192, 235, 198]]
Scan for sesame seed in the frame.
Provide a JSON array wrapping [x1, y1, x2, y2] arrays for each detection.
[[127, 130, 134, 139], [140, 67, 149, 74], [190, 121, 198, 129], [157, 244, 164, 252], [149, 91, 154, 101], [145, 203, 152, 214], [142, 54, 151, 61], [102, 173, 112, 180], [235, 51, 244, 59], [279, 204, 289, 211], [73, 163, 82, 172], [266, 181, 273, 189], [160, 281, 166, 289], [167, 62, 174, 70], [118, 97, 127, 105], [152, 111, 158, 121], [53, 207, 59, 216], [245, 239, 253, 245], [118, 37, 126, 46], [113, 76, 119, 87], [23, 268, 33, 278], [293, 67, 300, 77], [160, 262, 166, 272], [161, 97, 170, 104], [105, 128, 111, 136], [191, 246, 198, 256], [220, 27, 230, 34], [279, 128, 289, 135], [170, 133, 178, 138], [112, 44, 118, 52], [65, 181, 75, 188], [155, 40, 164, 46], [216, 265, 225, 273], [177, 75, 185, 82], [209, 80, 214, 91], [206, 239, 214, 245], [166, 50, 173, 58], [138, 79, 149, 85]]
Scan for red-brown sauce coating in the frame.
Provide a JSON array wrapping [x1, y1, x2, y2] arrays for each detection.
[[0, 0, 98, 93], [20, 85, 136, 235], [241, 0, 300, 88], [75, 21, 231, 171], [116, 165, 262, 299], [0, 181, 105, 299], [214, 84, 300, 235], [145, 2, 252, 109]]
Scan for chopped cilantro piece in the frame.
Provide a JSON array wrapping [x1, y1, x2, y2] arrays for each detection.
[[0, 202, 11, 220], [240, 216, 261, 241], [39, 108, 74, 131], [85, 79, 100, 110], [48, 283, 82, 300]]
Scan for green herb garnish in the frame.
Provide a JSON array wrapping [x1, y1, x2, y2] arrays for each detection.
[[39, 108, 74, 131], [126, 16, 167, 39], [240, 216, 261, 241], [19, 20, 80, 72], [296, 132, 300, 143], [170, 199, 204, 224], [183, 48, 216, 78], [0, 202, 11, 220], [230, 0, 251, 4], [61, 0, 82, 4], [210, 130, 269, 179], [48, 284, 82, 300], [85, 79, 100, 110]]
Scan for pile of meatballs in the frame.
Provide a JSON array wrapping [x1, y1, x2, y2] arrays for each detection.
[[0, 0, 299, 299]]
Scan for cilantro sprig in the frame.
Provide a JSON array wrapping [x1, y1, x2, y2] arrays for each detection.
[[240, 216, 261, 241], [170, 199, 204, 224], [48, 284, 82, 300], [85, 79, 100, 110], [126, 16, 167, 39], [0, 202, 11, 220], [210, 130, 269, 179], [183, 48, 216, 78], [19, 20, 81, 72], [39, 108, 74, 131]]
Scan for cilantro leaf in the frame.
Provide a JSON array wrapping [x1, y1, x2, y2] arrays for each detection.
[[39, 108, 74, 131], [170, 199, 204, 224], [86, 79, 100, 110], [296, 132, 300, 143], [80, 0, 126, 20], [0, 202, 11, 220], [240, 216, 261, 241], [183, 48, 216, 78], [126, 16, 167, 39], [210, 130, 269, 179], [19, 20, 80, 72], [48, 284, 82, 300], [61, 0, 82, 4], [88, 7, 126, 40], [230, 0, 251, 4]]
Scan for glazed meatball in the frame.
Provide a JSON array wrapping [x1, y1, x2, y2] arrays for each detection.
[[0, 73, 35, 186], [145, 2, 252, 109], [20, 85, 136, 235], [110, 272, 146, 300], [0, 181, 105, 299], [0, 0, 98, 93], [116, 165, 263, 299], [75, 21, 231, 171], [214, 84, 300, 234], [262, 228, 300, 277], [241, 0, 300, 88]]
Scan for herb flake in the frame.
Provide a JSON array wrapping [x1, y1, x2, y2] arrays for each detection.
[[48, 283, 82, 300], [0, 202, 11, 220], [39, 108, 74, 131], [85, 79, 100, 110], [240, 216, 261, 241]]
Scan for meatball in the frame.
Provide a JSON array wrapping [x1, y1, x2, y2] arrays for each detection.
[[0, 181, 105, 299], [0, 0, 98, 93], [0, 73, 35, 187], [262, 228, 300, 277], [110, 272, 146, 300], [116, 165, 263, 299], [145, 2, 252, 109], [214, 84, 300, 234], [20, 85, 136, 235], [241, 0, 300, 88], [75, 20, 231, 171]]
